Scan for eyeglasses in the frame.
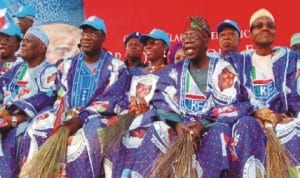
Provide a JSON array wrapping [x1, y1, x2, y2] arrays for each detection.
[[181, 33, 203, 42], [251, 22, 275, 30], [81, 30, 101, 38]]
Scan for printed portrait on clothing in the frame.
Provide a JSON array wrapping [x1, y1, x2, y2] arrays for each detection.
[[129, 74, 159, 103], [41, 23, 81, 64], [211, 59, 238, 105]]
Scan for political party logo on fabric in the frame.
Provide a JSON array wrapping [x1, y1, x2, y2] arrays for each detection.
[[0, 62, 13, 75], [180, 61, 206, 114], [183, 86, 206, 113], [212, 106, 238, 118], [243, 156, 265, 178], [252, 79, 277, 105]]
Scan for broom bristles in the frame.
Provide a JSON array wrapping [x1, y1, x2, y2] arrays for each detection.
[[151, 133, 197, 178], [19, 126, 70, 178], [265, 127, 291, 178], [100, 112, 136, 156]]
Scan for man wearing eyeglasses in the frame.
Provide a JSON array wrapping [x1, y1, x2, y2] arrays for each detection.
[[19, 16, 130, 178], [235, 8, 300, 177]]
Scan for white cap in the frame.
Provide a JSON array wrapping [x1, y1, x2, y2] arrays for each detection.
[[249, 8, 275, 26], [25, 26, 49, 48]]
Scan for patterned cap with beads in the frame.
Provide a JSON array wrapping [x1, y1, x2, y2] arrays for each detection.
[[185, 16, 211, 38]]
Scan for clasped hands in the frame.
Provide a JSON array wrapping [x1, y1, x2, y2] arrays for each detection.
[[254, 108, 293, 128], [175, 122, 205, 139], [128, 96, 149, 116]]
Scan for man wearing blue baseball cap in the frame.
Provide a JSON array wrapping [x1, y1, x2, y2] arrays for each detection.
[[290, 32, 300, 51], [123, 31, 145, 70], [13, 5, 36, 35], [0, 22, 22, 75], [0, 25, 58, 178], [19, 16, 129, 178], [217, 19, 241, 54]]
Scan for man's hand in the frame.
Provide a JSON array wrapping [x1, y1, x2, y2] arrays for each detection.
[[128, 96, 149, 115], [0, 108, 27, 130], [175, 122, 205, 138], [254, 108, 291, 127], [63, 117, 83, 135]]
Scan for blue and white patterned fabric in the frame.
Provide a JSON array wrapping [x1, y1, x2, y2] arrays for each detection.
[[6, 0, 84, 26]]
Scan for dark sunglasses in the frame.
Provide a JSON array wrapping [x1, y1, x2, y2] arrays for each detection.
[[251, 22, 275, 30]]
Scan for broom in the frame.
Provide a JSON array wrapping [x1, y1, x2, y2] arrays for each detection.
[[151, 132, 197, 178], [255, 109, 291, 178], [99, 111, 136, 156], [19, 126, 69, 178], [99, 96, 149, 155], [19, 99, 74, 178]]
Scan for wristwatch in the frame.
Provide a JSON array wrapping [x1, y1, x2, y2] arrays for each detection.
[[11, 116, 18, 127]]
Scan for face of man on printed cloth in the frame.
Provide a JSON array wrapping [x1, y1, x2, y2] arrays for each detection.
[[218, 67, 236, 91], [136, 82, 152, 98]]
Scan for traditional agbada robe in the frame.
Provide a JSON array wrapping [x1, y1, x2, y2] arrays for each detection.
[[109, 55, 255, 178], [0, 56, 23, 76], [0, 60, 57, 178], [19, 50, 129, 178], [105, 65, 172, 178], [238, 47, 300, 172], [210, 52, 267, 178]]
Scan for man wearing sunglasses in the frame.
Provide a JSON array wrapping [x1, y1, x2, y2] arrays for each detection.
[[234, 8, 300, 177]]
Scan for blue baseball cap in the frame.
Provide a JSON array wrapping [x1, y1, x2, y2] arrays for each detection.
[[0, 22, 22, 39], [124, 32, 142, 46], [25, 27, 49, 48], [217, 19, 240, 37], [13, 5, 36, 18], [139, 28, 170, 48], [290, 33, 300, 47], [80, 16, 107, 34]]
